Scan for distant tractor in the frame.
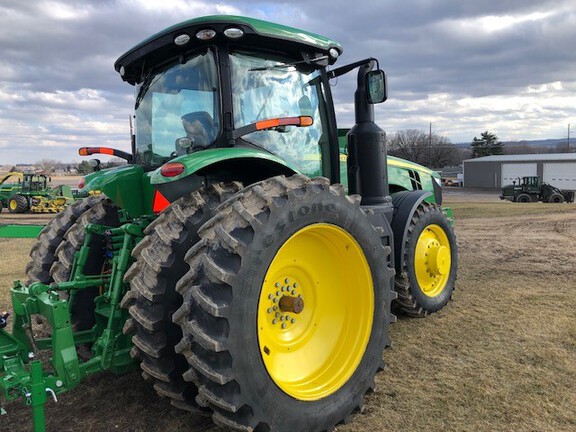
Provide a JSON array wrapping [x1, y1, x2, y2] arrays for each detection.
[[0, 16, 458, 432], [500, 176, 575, 203], [0, 172, 74, 213]]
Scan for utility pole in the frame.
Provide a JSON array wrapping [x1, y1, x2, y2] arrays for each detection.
[[429, 122, 432, 167], [568, 123, 571, 152]]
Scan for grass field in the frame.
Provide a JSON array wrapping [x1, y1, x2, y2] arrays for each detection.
[[1, 196, 575, 432]]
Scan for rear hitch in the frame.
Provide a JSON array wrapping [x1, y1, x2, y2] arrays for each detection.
[[0, 218, 150, 431]]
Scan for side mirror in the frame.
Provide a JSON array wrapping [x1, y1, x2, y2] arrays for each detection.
[[366, 70, 387, 104], [89, 158, 102, 171]]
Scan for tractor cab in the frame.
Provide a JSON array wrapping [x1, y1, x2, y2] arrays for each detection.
[[102, 16, 386, 207], [20, 173, 49, 193], [116, 17, 345, 177], [519, 176, 540, 189]]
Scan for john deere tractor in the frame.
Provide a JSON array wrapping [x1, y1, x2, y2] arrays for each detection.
[[500, 176, 575, 203], [0, 16, 457, 431], [0, 172, 74, 213]]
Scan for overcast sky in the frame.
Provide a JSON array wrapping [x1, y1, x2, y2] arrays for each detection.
[[1, 0, 575, 164]]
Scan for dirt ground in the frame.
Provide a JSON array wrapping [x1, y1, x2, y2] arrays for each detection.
[[1, 188, 575, 432]]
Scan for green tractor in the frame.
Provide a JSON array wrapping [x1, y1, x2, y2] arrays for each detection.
[[0, 16, 457, 431], [500, 176, 575, 203], [0, 172, 74, 213]]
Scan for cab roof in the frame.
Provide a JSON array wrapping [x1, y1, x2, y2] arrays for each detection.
[[115, 15, 343, 85]]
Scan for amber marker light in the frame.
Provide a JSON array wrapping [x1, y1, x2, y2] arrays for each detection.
[[160, 162, 185, 177], [78, 147, 114, 156], [254, 116, 314, 131]]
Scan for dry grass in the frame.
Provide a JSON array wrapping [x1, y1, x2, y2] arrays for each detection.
[[0, 238, 35, 310], [1, 196, 575, 432]]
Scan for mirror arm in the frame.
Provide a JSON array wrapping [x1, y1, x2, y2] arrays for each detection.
[[328, 57, 380, 80]]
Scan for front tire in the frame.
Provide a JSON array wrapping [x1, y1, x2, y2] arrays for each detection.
[[173, 175, 394, 431], [516, 193, 532, 203], [394, 202, 458, 317]]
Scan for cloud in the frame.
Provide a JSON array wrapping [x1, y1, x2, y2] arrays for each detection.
[[0, 0, 575, 165]]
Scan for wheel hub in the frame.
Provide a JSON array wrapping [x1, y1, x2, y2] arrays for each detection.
[[414, 224, 452, 297], [263, 276, 304, 330], [428, 244, 450, 276], [257, 223, 374, 401]]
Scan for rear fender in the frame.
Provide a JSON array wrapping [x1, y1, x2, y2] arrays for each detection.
[[391, 190, 431, 273], [80, 165, 154, 217], [150, 148, 299, 203]]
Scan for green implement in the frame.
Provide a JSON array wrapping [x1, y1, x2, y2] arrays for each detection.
[[0, 224, 44, 238]]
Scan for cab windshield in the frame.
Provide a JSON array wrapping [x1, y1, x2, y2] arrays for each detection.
[[134, 49, 220, 166], [230, 51, 328, 177]]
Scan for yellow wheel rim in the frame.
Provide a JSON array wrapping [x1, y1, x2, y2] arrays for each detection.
[[258, 223, 374, 401], [414, 224, 451, 297], [9, 199, 17, 211]]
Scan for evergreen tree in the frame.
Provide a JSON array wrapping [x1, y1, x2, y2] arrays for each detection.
[[77, 160, 94, 174], [471, 131, 503, 158]]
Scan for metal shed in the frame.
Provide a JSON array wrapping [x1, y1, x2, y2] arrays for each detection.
[[463, 154, 576, 190]]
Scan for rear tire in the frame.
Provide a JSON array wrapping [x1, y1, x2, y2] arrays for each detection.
[[121, 182, 242, 415], [26, 196, 109, 284], [548, 193, 564, 203], [394, 202, 457, 317], [8, 194, 28, 213], [50, 196, 120, 330], [173, 175, 394, 432]]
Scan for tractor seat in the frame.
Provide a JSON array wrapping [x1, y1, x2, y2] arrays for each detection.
[[181, 111, 216, 150]]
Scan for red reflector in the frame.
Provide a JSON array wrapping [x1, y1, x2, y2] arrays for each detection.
[[78, 178, 85, 189], [160, 162, 185, 177], [152, 190, 170, 213]]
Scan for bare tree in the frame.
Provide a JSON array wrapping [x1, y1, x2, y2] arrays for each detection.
[[36, 159, 59, 173], [387, 129, 463, 168], [555, 142, 570, 153]]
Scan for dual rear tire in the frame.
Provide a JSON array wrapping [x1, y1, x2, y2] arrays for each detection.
[[125, 175, 395, 431]]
